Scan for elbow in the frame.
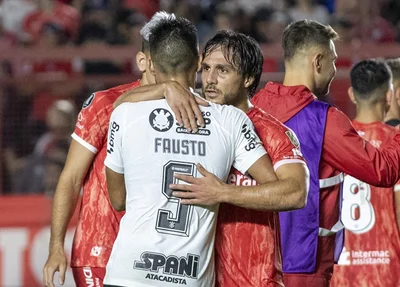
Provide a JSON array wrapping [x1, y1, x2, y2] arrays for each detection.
[[289, 179, 309, 210], [293, 168, 310, 210], [294, 187, 307, 209]]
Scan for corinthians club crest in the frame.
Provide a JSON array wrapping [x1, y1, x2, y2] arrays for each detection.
[[149, 108, 174, 132]]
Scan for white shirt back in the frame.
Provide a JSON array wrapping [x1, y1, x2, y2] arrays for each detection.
[[104, 99, 266, 287]]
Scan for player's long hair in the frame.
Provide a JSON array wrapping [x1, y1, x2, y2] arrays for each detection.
[[202, 30, 263, 98]]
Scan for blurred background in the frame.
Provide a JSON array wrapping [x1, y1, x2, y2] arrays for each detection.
[[0, 0, 399, 286]]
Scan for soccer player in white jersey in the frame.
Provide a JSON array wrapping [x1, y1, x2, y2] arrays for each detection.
[[103, 17, 295, 287]]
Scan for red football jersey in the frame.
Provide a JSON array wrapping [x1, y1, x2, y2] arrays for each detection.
[[70, 81, 140, 267], [215, 106, 306, 287], [332, 121, 400, 287]]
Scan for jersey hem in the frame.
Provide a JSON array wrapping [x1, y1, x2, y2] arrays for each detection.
[[234, 148, 266, 175], [273, 159, 307, 171], [71, 133, 98, 153], [105, 157, 124, 174]]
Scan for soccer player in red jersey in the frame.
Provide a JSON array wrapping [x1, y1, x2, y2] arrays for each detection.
[[117, 30, 310, 287], [331, 59, 400, 287], [384, 58, 400, 128], [197, 31, 306, 287], [42, 12, 206, 287], [251, 20, 400, 286]]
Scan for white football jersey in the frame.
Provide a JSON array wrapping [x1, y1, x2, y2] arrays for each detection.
[[104, 99, 266, 287]]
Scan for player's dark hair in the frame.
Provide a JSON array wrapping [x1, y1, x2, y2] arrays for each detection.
[[202, 30, 263, 97], [142, 40, 149, 52], [350, 59, 392, 102], [149, 17, 199, 75], [282, 19, 339, 61], [385, 58, 400, 80]]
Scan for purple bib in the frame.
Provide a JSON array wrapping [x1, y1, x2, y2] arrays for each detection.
[[280, 100, 343, 273]]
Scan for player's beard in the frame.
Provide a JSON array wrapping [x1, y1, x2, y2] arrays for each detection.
[[222, 92, 241, 106], [203, 85, 240, 106]]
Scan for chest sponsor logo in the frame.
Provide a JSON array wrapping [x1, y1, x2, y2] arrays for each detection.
[[176, 111, 211, 136], [338, 247, 391, 266], [150, 108, 174, 132], [107, 121, 120, 154], [241, 124, 258, 151], [134, 251, 199, 285], [82, 93, 95, 109]]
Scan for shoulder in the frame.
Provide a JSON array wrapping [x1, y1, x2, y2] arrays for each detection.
[[251, 107, 289, 133], [380, 122, 400, 139], [326, 106, 352, 125], [88, 81, 141, 108]]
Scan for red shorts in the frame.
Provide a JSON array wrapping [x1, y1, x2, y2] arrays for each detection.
[[283, 236, 335, 287], [72, 267, 105, 287]]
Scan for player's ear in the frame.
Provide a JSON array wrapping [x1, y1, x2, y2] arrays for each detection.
[[313, 52, 323, 74], [136, 51, 147, 72], [244, 76, 255, 89], [348, 87, 357, 105]]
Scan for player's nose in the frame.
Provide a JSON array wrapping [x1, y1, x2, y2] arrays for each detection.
[[206, 70, 218, 85]]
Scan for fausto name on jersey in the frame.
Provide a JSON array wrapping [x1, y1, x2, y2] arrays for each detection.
[[155, 138, 206, 156]]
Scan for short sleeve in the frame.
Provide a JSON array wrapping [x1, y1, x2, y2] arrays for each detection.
[[230, 109, 267, 174], [255, 115, 305, 171], [72, 93, 110, 153], [104, 105, 126, 174]]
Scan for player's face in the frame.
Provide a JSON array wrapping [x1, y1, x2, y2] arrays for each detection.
[[315, 40, 337, 96], [201, 48, 247, 105]]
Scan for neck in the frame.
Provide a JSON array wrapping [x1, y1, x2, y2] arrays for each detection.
[[354, 103, 386, 124], [157, 74, 194, 90], [283, 66, 314, 92], [235, 98, 252, 113], [140, 76, 148, 86]]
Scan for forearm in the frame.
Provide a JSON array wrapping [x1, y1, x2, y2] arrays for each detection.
[[49, 172, 81, 251], [114, 83, 166, 107], [220, 177, 305, 211]]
